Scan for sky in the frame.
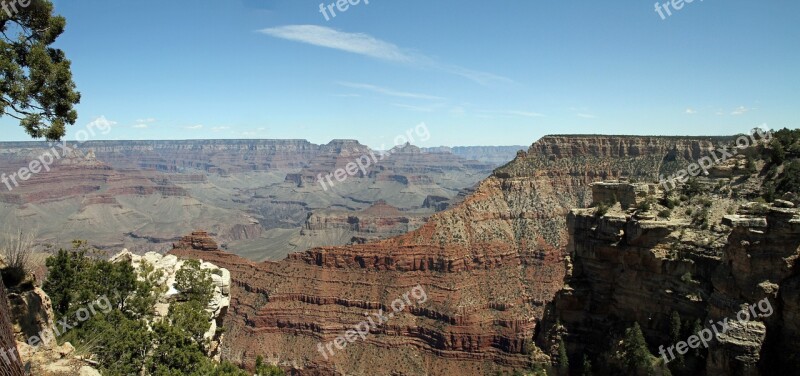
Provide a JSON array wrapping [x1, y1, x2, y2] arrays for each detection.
[[1, 0, 798, 148]]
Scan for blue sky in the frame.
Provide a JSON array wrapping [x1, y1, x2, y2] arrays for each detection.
[[1, 0, 798, 147]]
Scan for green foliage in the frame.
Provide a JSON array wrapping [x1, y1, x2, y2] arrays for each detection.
[[43, 246, 254, 375], [595, 202, 609, 217], [662, 194, 680, 210], [667, 311, 686, 372], [76, 310, 153, 376], [126, 260, 166, 320], [681, 178, 704, 198], [691, 208, 709, 230], [696, 197, 713, 208], [256, 355, 286, 376], [771, 142, 786, 164], [745, 155, 757, 173], [689, 320, 703, 358], [167, 300, 212, 345], [762, 181, 777, 203], [658, 209, 672, 219], [623, 323, 655, 375], [636, 200, 651, 212], [43, 245, 89, 316], [175, 259, 214, 305], [776, 160, 800, 196], [669, 312, 682, 343], [0, 0, 81, 140], [145, 320, 211, 375], [211, 361, 250, 376], [581, 354, 593, 376], [557, 338, 569, 373]]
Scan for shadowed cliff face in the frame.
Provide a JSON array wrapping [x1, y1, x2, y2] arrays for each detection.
[[170, 135, 743, 375], [543, 180, 799, 375]]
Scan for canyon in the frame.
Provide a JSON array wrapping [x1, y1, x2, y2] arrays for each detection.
[[169, 134, 799, 375], [0, 140, 508, 260]]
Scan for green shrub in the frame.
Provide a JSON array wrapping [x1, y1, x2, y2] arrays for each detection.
[[595, 202, 610, 217], [776, 160, 800, 196], [175, 259, 214, 305], [681, 178, 705, 198], [658, 209, 672, 219], [43, 243, 253, 375], [256, 355, 286, 375]]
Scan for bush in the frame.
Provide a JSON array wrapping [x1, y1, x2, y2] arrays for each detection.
[[1, 228, 35, 287], [776, 160, 800, 195], [658, 210, 672, 219], [745, 155, 757, 173], [256, 355, 286, 376], [175, 259, 214, 305], [44, 243, 253, 375], [681, 178, 705, 198], [636, 200, 652, 212], [595, 202, 610, 217]]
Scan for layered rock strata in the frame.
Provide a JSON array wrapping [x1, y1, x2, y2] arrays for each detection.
[[546, 181, 800, 375], [169, 135, 742, 375]]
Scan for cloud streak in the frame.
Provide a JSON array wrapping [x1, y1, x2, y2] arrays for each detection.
[[338, 82, 444, 100], [259, 25, 511, 85]]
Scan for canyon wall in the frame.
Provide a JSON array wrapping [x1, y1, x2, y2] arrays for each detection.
[[171, 135, 740, 375], [545, 180, 799, 375]]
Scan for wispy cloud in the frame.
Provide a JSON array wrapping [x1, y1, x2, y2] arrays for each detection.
[[212, 126, 231, 132], [480, 110, 545, 118], [731, 106, 749, 116], [259, 25, 413, 63], [392, 103, 435, 112], [184, 124, 204, 130], [132, 117, 155, 129], [258, 25, 511, 85], [338, 82, 444, 100], [577, 113, 597, 119], [685, 108, 697, 115], [88, 116, 117, 129], [505, 110, 545, 118]]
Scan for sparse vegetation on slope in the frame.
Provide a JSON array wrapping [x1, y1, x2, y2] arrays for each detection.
[[42, 241, 283, 375]]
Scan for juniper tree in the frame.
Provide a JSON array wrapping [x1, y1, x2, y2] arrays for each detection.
[[1, 0, 80, 140]]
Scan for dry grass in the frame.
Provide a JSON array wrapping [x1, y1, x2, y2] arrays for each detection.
[[1, 228, 38, 286]]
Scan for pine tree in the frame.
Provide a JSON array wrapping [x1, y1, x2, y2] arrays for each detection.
[[0, 0, 81, 139], [623, 323, 655, 375], [558, 338, 569, 374], [581, 354, 593, 376]]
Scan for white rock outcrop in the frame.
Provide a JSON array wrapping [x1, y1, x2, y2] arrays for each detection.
[[110, 250, 231, 356]]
